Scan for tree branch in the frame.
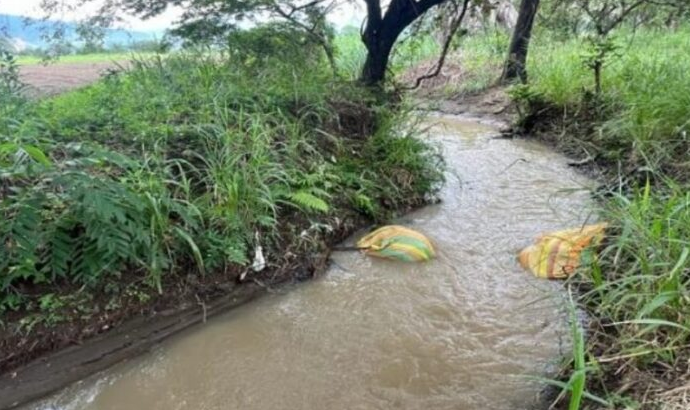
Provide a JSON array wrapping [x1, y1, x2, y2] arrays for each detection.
[[282, 0, 327, 18], [605, 0, 648, 33], [273, 0, 338, 75], [381, 0, 448, 39], [403, 0, 471, 90]]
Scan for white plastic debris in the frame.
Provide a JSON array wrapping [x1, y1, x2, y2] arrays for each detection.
[[251, 245, 266, 272], [251, 231, 266, 272]]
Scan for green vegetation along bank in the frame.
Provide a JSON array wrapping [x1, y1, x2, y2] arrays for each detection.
[[3, 12, 688, 408], [523, 28, 690, 410], [0, 37, 443, 373], [401, 22, 689, 408], [444, 26, 689, 409]]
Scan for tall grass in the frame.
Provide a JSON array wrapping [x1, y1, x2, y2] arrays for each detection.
[[527, 28, 690, 171], [0, 43, 443, 323], [334, 34, 367, 80], [512, 25, 690, 408], [585, 181, 690, 354], [451, 28, 509, 94]]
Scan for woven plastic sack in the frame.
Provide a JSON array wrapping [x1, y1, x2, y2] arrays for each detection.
[[518, 223, 608, 279], [357, 225, 435, 262]]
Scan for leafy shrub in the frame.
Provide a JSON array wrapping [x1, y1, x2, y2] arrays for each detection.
[[226, 23, 327, 71], [0, 49, 28, 132]]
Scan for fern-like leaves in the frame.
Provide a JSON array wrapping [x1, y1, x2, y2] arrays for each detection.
[[288, 190, 330, 213]]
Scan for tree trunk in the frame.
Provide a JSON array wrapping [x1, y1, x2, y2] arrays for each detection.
[[501, 0, 540, 83], [320, 40, 338, 78], [360, 31, 396, 86], [594, 60, 602, 95]]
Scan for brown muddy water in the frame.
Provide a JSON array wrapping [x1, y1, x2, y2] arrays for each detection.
[[25, 115, 594, 410]]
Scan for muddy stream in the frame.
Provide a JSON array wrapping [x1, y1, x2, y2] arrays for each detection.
[[25, 114, 594, 410]]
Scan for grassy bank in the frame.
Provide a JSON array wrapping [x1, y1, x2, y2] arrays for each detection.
[[0, 46, 443, 371], [401, 23, 689, 408], [511, 28, 689, 408]]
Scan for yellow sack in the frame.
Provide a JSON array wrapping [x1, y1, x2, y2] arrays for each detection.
[[357, 225, 435, 262], [518, 223, 608, 279]]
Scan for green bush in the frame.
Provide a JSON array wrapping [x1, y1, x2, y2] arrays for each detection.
[[226, 23, 327, 71]]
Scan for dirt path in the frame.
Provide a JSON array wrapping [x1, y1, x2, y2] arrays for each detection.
[[19, 62, 120, 96]]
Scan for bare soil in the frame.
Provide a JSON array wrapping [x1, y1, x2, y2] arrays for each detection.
[[418, 87, 514, 120], [19, 62, 120, 96]]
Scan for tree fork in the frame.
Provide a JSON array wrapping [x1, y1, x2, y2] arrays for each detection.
[[359, 0, 449, 86]]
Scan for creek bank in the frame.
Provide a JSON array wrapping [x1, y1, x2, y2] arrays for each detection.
[[0, 206, 431, 410], [3, 83, 652, 409], [2, 56, 445, 408], [505, 93, 689, 408], [21, 110, 594, 410]]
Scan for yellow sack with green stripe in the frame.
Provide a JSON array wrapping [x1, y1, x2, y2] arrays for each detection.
[[356, 225, 435, 262], [518, 223, 607, 279]]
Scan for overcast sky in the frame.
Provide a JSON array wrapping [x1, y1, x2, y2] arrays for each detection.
[[0, 0, 364, 31]]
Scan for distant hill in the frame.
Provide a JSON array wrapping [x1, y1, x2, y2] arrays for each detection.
[[0, 14, 160, 51]]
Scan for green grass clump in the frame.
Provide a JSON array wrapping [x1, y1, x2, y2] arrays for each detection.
[[557, 180, 690, 408], [523, 27, 690, 176], [590, 182, 690, 341], [0, 47, 443, 323], [334, 33, 368, 80], [452, 29, 509, 94]]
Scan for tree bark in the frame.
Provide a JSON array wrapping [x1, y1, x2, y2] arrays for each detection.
[[360, 29, 396, 86], [501, 0, 540, 83], [323, 42, 338, 77]]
